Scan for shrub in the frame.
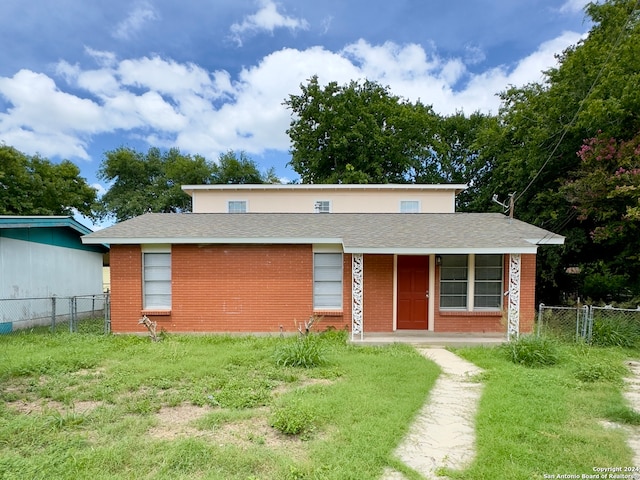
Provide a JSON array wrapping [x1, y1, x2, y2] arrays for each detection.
[[503, 335, 560, 367], [270, 397, 316, 436], [274, 335, 326, 368]]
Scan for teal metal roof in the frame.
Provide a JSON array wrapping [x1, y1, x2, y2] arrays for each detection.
[[0, 216, 108, 253]]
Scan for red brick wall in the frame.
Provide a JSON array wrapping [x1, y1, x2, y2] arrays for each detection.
[[109, 245, 143, 333], [109, 244, 351, 334], [109, 247, 537, 335], [432, 253, 537, 334], [363, 255, 394, 332], [519, 253, 537, 333]]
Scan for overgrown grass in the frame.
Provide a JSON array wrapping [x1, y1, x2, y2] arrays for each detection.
[[451, 342, 639, 479], [0, 330, 438, 479], [274, 334, 326, 368], [591, 316, 640, 348], [502, 335, 560, 367]]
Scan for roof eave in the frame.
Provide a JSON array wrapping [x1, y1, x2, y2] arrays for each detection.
[[82, 236, 345, 245], [526, 237, 565, 245], [343, 246, 541, 254], [182, 183, 468, 196]]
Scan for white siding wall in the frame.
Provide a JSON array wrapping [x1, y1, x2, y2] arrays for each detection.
[[0, 236, 103, 298]]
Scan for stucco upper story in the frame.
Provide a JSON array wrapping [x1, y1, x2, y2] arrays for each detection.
[[182, 183, 467, 214]]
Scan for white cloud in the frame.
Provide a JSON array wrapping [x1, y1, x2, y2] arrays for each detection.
[[91, 183, 107, 197], [559, 0, 590, 14], [230, 0, 309, 46], [0, 31, 585, 162], [113, 2, 159, 41], [85, 47, 118, 68]]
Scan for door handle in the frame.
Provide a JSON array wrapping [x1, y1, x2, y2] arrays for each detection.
[[426, 291, 429, 298]]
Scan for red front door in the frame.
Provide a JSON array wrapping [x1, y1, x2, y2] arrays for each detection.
[[397, 256, 429, 329]]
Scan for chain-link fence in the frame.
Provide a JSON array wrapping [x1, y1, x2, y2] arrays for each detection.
[[537, 304, 589, 341], [0, 294, 110, 335], [538, 303, 640, 343]]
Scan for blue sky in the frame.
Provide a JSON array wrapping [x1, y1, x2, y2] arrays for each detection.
[[1, 0, 591, 197]]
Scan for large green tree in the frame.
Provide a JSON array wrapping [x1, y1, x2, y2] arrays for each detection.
[[285, 76, 440, 183], [95, 147, 277, 222], [0, 145, 96, 216], [470, 0, 640, 303]]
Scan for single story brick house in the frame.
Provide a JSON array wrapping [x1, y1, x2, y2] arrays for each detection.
[[82, 184, 563, 339]]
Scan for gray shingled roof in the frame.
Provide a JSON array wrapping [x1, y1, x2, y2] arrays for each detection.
[[82, 213, 563, 254]]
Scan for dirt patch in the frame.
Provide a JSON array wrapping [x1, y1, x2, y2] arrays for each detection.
[[148, 404, 211, 440], [7, 399, 101, 415], [148, 403, 310, 460]]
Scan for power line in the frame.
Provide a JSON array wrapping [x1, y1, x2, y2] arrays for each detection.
[[513, 0, 639, 206]]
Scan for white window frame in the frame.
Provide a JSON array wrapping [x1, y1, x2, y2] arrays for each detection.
[[439, 254, 468, 310], [400, 200, 421, 213], [142, 245, 171, 310], [314, 200, 332, 213], [474, 254, 504, 310], [227, 200, 248, 213], [439, 254, 503, 312], [313, 245, 343, 310]]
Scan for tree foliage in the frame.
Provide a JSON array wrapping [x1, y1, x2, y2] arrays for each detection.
[[212, 151, 279, 184], [95, 147, 277, 222], [285, 76, 440, 183], [469, 0, 640, 302], [0, 145, 96, 216], [562, 131, 640, 295]]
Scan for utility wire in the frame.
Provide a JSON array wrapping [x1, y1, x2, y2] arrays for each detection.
[[514, 1, 639, 206]]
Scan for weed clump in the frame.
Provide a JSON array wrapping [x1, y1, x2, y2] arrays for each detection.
[[270, 397, 316, 436], [503, 335, 560, 367], [274, 335, 326, 368], [574, 361, 625, 382]]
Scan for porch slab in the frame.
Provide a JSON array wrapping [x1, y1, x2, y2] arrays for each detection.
[[350, 331, 506, 347]]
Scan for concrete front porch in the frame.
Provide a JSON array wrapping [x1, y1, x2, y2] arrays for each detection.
[[350, 331, 507, 347]]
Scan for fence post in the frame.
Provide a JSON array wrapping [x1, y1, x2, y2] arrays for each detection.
[[104, 293, 111, 334], [51, 295, 57, 332], [537, 303, 545, 336]]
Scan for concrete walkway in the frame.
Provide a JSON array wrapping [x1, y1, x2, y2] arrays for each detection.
[[623, 361, 640, 470], [382, 347, 483, 480]]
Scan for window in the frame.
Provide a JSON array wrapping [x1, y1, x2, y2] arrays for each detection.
[[439, 254, 503, 311], [400, 200, 420, 213], [314, 200, 331, 213], [474, 255, 503, 309], [143, 252, 171, 309], [439, 255, 468, 309], [227, 200, 247, 213], [313, 252, 343, 309]]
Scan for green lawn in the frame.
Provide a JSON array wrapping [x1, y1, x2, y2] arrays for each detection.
[[0, 330, 438, 480], [451, 343, 640, 480], [2, 330, 638, 480]]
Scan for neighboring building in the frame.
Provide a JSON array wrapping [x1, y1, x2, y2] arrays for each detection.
[[81, 184, 564, 339], [0, 216, 108, 330]]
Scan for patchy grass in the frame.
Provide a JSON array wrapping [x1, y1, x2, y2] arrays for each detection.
[[450, 343, 639, 479], [0, 331, 438, 479]]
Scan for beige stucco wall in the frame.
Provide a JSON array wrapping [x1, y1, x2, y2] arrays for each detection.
[[188, 187, 460, 213]]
